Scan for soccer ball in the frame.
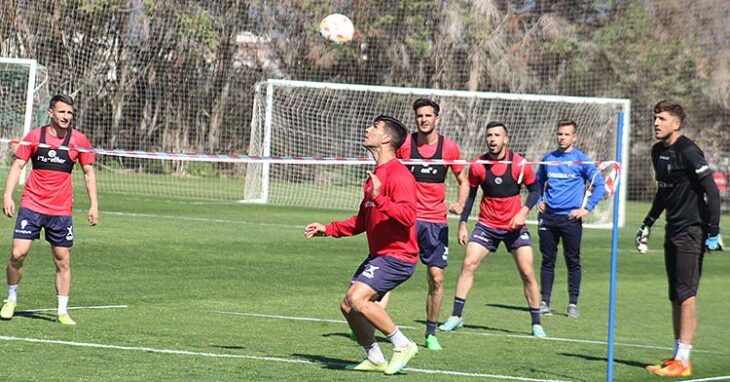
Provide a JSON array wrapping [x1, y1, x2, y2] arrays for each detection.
[[319, 14, 354, 45]]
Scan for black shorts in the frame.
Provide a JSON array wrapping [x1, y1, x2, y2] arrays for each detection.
[[351, 255, 416, 301], [664, 225, 704, 303], [416, 220, 448, 269], [13, 207, 74, 248]]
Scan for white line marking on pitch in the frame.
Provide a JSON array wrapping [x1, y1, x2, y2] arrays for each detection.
[[0, 335, 570, 382], [680, 377, 730, 382], [213, 311, 729, 355], [16, 305, 128, 313], [103, 211, 302, 229]]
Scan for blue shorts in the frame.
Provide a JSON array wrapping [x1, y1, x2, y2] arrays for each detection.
[[351, 255, 416, 300], [13, 207, 74, 248], [417, 220, 448, 269], [469, 223, 531, 252]]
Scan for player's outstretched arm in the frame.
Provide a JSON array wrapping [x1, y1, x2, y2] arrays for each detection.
[[3, 158, 26, 218], [304, 223, 326, 239]]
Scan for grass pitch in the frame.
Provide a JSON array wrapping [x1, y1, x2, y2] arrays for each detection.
[[0, 193, 727, 381]]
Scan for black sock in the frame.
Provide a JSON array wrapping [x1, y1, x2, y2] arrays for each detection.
[[452, 297, 466, 317], [530, 308, 541, 325], [426, 320, 438, 336]]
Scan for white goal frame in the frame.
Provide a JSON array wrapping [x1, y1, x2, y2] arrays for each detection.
[[0, 57, 39, 184], [248, 79, 630, 228]]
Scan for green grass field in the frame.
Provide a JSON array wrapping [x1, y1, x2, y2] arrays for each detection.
[[0, 191, 728, 381]]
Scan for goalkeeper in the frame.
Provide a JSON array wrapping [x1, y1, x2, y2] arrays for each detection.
[[638, 100, 722, 378]]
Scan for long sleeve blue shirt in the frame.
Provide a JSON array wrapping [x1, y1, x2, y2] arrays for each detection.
[[536, 148, 606, 215]]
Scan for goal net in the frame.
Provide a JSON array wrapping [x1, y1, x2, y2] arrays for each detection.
[[247, 79, 630, 228], [0, 58, 49, 183]]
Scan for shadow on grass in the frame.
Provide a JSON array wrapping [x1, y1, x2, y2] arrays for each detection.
[[291, 353, 352, 370], [560, 352, 648, 369], [211, 345, 246, 350], [321, 332, 389, 342], [413, 319, 519, 334], [14, 311, 56, 322]]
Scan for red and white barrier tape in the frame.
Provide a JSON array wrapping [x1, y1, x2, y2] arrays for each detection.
[[1, 138, 621, 168]]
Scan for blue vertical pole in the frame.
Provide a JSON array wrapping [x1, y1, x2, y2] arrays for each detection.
[[606, 111, 625, 381]]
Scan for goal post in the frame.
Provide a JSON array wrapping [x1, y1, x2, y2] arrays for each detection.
[[246, 79, 630, 228], [0, 58, 47, 184]]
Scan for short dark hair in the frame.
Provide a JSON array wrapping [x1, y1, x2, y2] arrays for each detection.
[[557, 119, 577, 133], [412, 98, 440, 115], [49, 94, 74, 110], [485, 121, 508, 135], [654, 100, 685, 124], [374, 115, 408, 150]]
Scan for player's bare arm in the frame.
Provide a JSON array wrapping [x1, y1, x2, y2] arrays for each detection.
[[457, 221, 469, 246], [3, 158, 26, 218], [448, 169, 469, 214], [82, 163, 99, 225]]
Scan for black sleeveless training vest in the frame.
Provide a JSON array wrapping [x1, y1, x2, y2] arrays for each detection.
[[31, 126, 75, 173], [407, 133, 448, 184], [480, 151, 520, 198]]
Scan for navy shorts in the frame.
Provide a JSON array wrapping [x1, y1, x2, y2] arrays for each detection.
[[13, 207, 74, 248], [664, 225, 704, 303], [417, 220, 449, 269], [469, 223, 532, 252], [351, 255, 416, 300]]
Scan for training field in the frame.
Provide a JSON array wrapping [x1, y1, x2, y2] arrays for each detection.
[[0, 191, 728, 381]]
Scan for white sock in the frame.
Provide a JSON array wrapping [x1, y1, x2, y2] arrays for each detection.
[[364, 342, 385, 365], [675, 342, 692, 364], [7, 284, 18, 302], [386, 327, 412, 349], [57, 295, 69, 315]]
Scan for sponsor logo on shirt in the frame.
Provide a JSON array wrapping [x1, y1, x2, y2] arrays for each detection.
[[35, 154, 67, 165], [547, 172, 577, 179], [695, 165, 709, 174], [365, 201, 375, 208], [418, 165, 438, 175]]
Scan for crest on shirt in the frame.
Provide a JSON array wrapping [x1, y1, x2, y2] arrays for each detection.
[[48, 150, 57, 158], [494, 177, 503, 185]]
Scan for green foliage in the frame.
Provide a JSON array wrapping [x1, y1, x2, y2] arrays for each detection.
[[589, 3, 705, 101]]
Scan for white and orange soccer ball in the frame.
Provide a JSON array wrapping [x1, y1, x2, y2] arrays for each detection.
[[319, 14, 354, 45]]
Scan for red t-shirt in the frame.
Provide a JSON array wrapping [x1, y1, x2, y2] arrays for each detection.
[[325, 158, 419, 263], [397, 134, 464, 223], [468, 151, 535, 230], [16, 127, 95, 216]]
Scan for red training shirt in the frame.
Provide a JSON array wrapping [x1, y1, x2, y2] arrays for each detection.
[[397, 134, 464, 223], [325, 158, 419, 263], [468, 150, 535, 230], [16, 126, 95, 216]]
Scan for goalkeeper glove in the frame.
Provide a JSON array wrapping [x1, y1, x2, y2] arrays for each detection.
[[705, 234, 724, 251], [635, 223, 651, 254]]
